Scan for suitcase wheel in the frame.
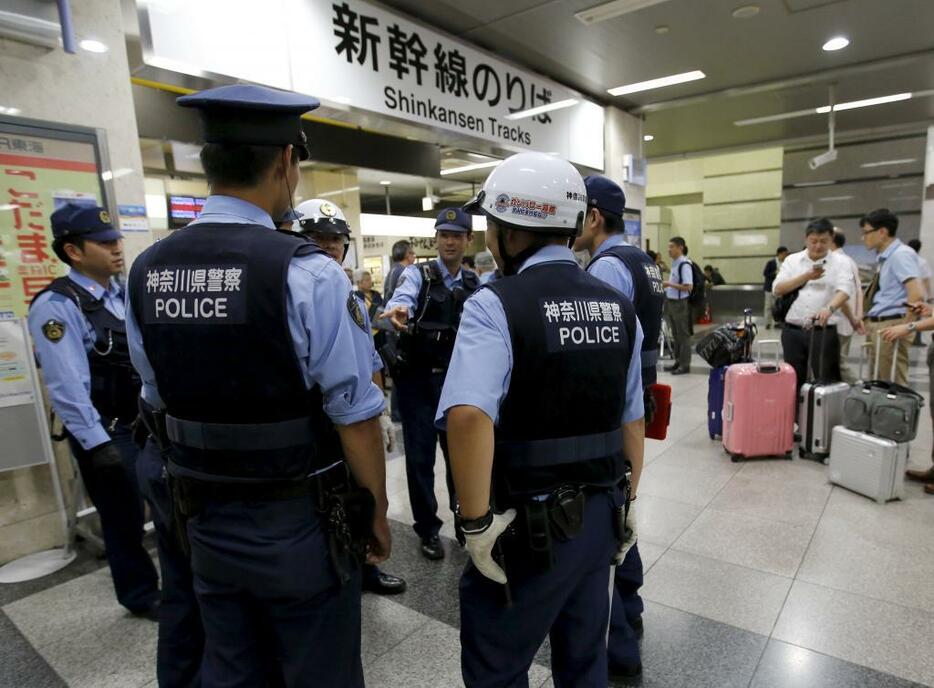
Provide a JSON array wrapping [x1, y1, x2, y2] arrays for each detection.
[[730, 454, 743, 463], [798, 447, 807, 459], [785, 452, 793, 461]]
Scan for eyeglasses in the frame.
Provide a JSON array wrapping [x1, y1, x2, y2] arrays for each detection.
[[861, 227, 880, 236]]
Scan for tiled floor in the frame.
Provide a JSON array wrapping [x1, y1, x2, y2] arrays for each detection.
[[2, 342, 934, 687]]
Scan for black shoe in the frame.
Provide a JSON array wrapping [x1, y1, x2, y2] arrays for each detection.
[[362, 567, 407, 595], [630, 616, 644, 639], [609, 661, 642, 681], [663, 364, 680, 372], [421, 536, 445, 560], [131, 599, 160, 622], [671, 368, 689, 375]]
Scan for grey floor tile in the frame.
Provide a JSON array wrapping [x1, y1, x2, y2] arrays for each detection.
[[636, 494, 703, 548], [361, 595, 431, 667], [750, 639, 928, 688], [797, 489, 934, 613], [652, 425, 745, 474], [635, 541, 666, 573], [638, 459, 737, 509], [737, 455, 832, 486], [364, 618, 549, 688], [628, 601, 767, 688], [0, 610, 66, 688], [0, 543, 107, 608], [641, 549, 791, 635], [773, 580, 934, 686], [672, 507, 814, 577], [709, 470, 832, 527]]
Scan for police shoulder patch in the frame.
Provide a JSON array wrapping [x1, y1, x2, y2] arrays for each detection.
[[347, 291, 367, 332], [42, 319, 65, 342]]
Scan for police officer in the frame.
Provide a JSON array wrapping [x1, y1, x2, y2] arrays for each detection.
[[293, 198, 406, 596], [439, 152, 645, 687], [381, 208, 479, 559], [28, 203, 159, 619], [576, 174, 661, 680], [125, 85, 390, 688]]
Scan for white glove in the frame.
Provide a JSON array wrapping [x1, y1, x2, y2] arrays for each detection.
[[464, 509, 516, 584], [614, 501, 638, 565], [379, 413, 394, 453]]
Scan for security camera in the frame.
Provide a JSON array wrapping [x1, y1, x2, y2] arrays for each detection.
[[808, 149, 838, 170]]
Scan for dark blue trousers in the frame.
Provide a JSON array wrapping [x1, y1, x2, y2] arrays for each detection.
[[608, 544, 644, 668], [394, 369, 456, 539], [460, 490, 619, 688], [136, 440, 204, 688], [68, 424, 158, 613], [187, 496, 363, 688]]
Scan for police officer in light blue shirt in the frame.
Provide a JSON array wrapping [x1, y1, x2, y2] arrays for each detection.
[[437, 153, 644, 687], [125, 84, 389, 688], [28, 203, 160, 619]]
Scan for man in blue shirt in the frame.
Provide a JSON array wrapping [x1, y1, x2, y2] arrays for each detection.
[[662, 236, 694, 374], [439, 152, 644, 687], [126, 85, 389, 687], [858, 208, 923, 385], [28, 203, 160, 620], [380, 208, 479, 559]]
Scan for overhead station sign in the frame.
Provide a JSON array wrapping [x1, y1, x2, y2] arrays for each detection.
[[139, 0, 604, 169]]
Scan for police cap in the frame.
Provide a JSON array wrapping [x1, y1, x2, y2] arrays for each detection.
[[177, 84, 320, 161], [50, 202, 122, 243], [584, 175, 626, 218], [435, 207, 472, 233]]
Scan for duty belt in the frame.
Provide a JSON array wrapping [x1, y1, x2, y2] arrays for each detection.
[[166, 414, 315, 451]]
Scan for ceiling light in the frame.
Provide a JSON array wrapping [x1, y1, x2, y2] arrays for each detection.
[[379, 180, 392, 186], [440, 160, 501, 176], [79, 39, 108, 53], [816, 93, 911, 113], [421, 196, 434, 212], [818, 195, 854, 202], [643, 134, 654, 141], [504, 98, 579, 121], [0, 106, 21, 116], [822, 36, 849, 52], [608, 70, 705, 96], [654, 25, 669, 34], [860, 158, 917, 168], [792, 180, 835, 187], [732, 5, 760, 19], [734, 107, 822, 126], [575, 0, 672, 25], [467, 152, 491, 160]]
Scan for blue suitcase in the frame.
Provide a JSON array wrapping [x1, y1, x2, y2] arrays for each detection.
[[708, 365, 728, 439]]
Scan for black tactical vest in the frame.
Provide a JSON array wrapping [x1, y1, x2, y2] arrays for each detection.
[[401, 260, 479, 371], [128, 222, 341, 483], [31, 277, 141, 422], [587, 243, 665, 386], [486, 261, 637, 502]]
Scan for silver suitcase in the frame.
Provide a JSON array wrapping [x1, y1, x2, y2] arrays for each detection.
[[797, 325, 848, 460], [828, 426, 909, 503]]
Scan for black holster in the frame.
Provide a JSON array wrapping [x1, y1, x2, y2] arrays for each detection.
[[613, 470, 633, 550], [320, 484, 375, 585], [515, 484, 588, 573]]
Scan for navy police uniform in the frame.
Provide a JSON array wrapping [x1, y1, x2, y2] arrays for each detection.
[[384, 207, 479, 548], [126, 86, 383, 688], [438, 245, 645, 687], [584, 175, 665, 674], [28, 203, 159, 616]]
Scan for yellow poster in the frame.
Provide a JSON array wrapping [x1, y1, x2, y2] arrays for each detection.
[[0, 134, 103, 318]]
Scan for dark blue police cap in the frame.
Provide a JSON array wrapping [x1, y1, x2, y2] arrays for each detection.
[[50, 202, 122, 242], [177, 84, 320, 161], [435, 207, 472, 233], [584, 175, 626, 218]]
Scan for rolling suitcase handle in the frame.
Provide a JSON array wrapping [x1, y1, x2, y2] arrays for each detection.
[[805, 317, 829, 384], [755, 339, 782, 373]]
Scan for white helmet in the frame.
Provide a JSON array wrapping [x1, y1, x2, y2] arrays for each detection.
[[464, 152, 586, 237], [293, 198, 351, 237]]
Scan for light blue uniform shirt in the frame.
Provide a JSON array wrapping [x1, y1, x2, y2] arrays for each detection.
[[435, 245, 644, 429], [125, 195, 383, 425], [587, 235, 635, 302], [479, 271, 496, 285], [666, 255, 692, 300], [28, 271, 126, 450], [867, 238, 920, 317], [385, 256, 465, 315]]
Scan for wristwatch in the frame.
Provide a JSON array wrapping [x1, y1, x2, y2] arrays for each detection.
[[827, 305, 837, 314], [908, 321, 918, 333], [455, 507, 493, 535]]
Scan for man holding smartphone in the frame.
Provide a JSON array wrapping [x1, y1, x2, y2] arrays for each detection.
[[772, 218, 853, 392]]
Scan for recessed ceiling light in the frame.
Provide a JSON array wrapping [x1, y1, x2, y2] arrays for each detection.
[[822, 36, 849, 52], [818, 195, 854, 202], [607, 69, 705, 96], [440, 160, 501, 176], [643, 134, 655, 141], [575, 0, 673, 25], [860, 158, 917, 168], [732, 5, 760, 19], [504, 98, 579, 121], [379, 180, 392, 185], [654, 25, 670, 34], [0, 106, 21, 116], [816, 92, 911, 113], [79, 39, 108, 53], [736, 91, 914, 126]]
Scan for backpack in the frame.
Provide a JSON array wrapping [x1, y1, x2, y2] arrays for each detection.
[[679, 259, 706, 306]]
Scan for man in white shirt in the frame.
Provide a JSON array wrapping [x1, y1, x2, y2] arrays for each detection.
[[832, 231, 863, 383], [908, 239, 932, 300], [773, 219, 852, 391], [661, 236, 693, 375]]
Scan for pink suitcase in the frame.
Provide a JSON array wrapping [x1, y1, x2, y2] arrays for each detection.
[[722, 340, 796, 462]]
